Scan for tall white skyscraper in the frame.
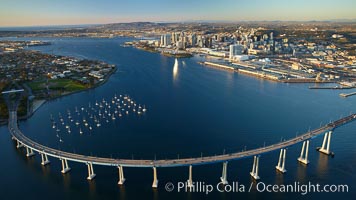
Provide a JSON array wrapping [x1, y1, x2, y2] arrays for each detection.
[[197, 35, 204, 47], [160, 35, 164, 47], [171, 32, 177, 44], [162, 34, 171, 47]]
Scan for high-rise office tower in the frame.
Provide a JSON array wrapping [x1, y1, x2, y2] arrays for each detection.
[[229, 44, 244, 60]]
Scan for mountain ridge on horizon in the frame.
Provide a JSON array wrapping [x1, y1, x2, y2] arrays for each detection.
[[1, 18, 356, 29]]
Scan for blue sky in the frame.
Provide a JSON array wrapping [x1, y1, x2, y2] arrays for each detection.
[[0, 0, 355, 26]]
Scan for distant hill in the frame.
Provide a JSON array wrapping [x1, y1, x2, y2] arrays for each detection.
[[328, 19, 356, 22], [93, 22, 167, 30]]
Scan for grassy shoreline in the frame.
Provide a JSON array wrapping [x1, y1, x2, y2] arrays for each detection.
[[0, 66, 117, 126]]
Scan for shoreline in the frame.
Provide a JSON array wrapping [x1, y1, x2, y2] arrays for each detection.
[[134, 45, 193, 58], [201, 61, 336, 84], [0, 65, 117, 126]]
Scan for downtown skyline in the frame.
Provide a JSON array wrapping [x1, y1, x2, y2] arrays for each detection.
[[0, 0, 356, 27]]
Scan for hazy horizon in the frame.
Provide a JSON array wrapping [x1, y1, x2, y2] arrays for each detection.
[[0, 0, 355, 27], [1, 19, 356, 29]]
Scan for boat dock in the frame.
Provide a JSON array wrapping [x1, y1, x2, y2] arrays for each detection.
[[340, 92, 356, 98], [237, 68, 281, 81], [309, 86, 354, 89], [200, 61, 338, 84], [201, 61, 235, 71]]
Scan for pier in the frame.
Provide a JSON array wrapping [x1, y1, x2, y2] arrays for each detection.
[[201, 61, 339, 84], [201, 61, 235, 71], [340, 92, 356, 98], [309, 86, 354, 90]]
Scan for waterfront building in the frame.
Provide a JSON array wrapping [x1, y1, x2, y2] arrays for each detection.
[[172, 32, 176, 44], [160, 35, 164, 47], [176, 41, 185, 49], [197, 35, 204, 48], [162, 34, 172, 47], [205, 37, 213, 48], [172, 32, 179, 44], [229, 44, 244, 60], [190, 34, 197, 47]]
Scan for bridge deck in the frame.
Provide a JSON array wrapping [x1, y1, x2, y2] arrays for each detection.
[[8, 111, 356, 167]]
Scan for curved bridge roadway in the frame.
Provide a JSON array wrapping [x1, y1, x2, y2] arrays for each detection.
[[8, 111, 356, 168]]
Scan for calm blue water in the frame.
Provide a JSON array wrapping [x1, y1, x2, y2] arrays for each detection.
[[0, 37, 355, 199]]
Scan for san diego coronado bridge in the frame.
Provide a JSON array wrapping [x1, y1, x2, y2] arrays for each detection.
[[3, 89, 356, 188]]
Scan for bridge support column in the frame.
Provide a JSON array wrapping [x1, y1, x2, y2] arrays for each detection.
[[220, 162, 228, 185], [26, 147, 35, 157], [187, 165, 193, 188], [152, 167, 158, 188], [86, 162, 96, 180], [276, 149, 287, 173], [118, 166, 126, 185], [16, 140, 23, 149], [61, 159, 71, 174], [250, 156, 260, 180], [298, 140, 310, 165], [318, 131, 332, 155], [40, 153, 50, 166]]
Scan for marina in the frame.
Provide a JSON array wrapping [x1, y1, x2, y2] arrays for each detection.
[[49, 94, 147, 143]]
